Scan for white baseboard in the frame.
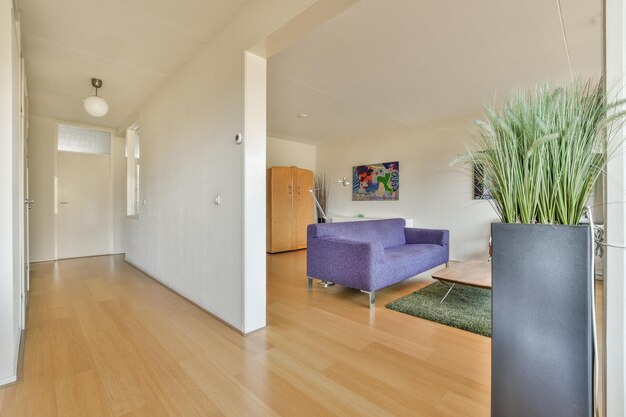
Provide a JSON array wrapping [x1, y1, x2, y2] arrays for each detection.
[[0, 374, 16, 387], [30, 257, 56, 263], [0, 331, 20, 387], [31, 252, 125, 264], [1, 320, 25, 388]]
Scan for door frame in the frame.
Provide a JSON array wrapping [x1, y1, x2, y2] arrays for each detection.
[[53, 121, 115, 260], [15, 17, 27, 330]]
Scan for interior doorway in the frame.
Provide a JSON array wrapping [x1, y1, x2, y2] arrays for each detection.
[[55, 124, 112, 259]]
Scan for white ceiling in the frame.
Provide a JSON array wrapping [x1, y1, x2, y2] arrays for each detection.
[[267, 0, 603, 144], [18, 0, 603, 138], [19, 0, 253, 128]]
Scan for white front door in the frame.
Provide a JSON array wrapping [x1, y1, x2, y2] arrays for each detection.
[[56, 151, 111, 259]]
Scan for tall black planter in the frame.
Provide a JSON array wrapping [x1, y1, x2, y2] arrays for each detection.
[[491, 223, 593, 417]]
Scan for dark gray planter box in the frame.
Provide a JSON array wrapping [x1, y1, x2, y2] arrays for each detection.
[[491, 223, 593, 417]]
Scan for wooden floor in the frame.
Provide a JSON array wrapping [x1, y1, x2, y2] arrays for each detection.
[[0, 252, 491, 417]]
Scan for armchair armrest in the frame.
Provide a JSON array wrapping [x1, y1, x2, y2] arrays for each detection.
[[404, 227, 449, 247], [306, 237, 385, 291]]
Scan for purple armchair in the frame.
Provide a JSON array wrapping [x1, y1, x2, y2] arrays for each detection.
[[307, 218, 449, 308]]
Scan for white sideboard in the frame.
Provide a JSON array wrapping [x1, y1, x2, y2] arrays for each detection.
[[330, 216, 414, 227]]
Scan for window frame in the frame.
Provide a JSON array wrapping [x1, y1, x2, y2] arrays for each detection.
[[126, 123, 140, 218], [57, 124, 112, 156]]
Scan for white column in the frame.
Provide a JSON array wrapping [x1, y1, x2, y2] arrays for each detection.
[[242, 51, 267, 333], [240, 0, 359, 334], [604, 0, 626, 415]]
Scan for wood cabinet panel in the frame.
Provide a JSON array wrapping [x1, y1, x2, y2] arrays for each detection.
[[293, 168, 314, 249], [267, 167, 293, 252], [267, 166, 314, 253]]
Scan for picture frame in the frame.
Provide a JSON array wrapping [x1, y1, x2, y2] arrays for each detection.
[[352, 161, 399, 201], [473, 163, 492, 200]]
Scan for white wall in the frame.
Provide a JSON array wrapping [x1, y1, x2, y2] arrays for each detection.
[[316, 116, 498, 261], [0, 0, 22, 384], [28, 116, 127, 262], [123, 0, 324, 333], [267, 136, 316, 172]]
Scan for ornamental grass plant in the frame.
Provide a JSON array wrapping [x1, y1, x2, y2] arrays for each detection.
[[463, 79, 626, 225]]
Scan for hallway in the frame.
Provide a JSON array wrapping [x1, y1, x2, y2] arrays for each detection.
[[0, 254, 490, 417]]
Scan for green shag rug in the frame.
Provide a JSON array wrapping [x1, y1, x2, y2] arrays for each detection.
[[386, 281, 492, 337]]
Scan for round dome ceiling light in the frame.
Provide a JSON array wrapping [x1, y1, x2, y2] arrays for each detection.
[[83, 78, 109, 117]]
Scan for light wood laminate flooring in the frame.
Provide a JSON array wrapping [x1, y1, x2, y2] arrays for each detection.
[[0, 252, 491, 417]]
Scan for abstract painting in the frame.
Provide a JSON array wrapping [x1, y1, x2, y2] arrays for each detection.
[[352, 161, 399, 201]]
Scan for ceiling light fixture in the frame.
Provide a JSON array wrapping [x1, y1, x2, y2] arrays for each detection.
[[83, 78, 109, 117], [298, 113, 309, 118]]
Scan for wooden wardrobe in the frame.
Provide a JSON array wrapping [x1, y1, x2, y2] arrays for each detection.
[[267, 166, 314, 253]]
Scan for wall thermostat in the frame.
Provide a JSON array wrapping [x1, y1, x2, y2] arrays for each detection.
[[235, 133, 243, 144]]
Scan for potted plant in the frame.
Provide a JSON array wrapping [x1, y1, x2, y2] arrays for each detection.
[[313, 173, 329, 223], [462, 80, 625, 417]]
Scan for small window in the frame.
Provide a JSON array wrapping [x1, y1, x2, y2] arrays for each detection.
[[126, 124, 140, 216], [57, 124, 111, 155]]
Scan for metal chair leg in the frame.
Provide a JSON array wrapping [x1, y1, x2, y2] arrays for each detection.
[[307, 277, 313, 289]]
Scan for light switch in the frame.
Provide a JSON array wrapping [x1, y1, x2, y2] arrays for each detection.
[[214, 195, 221, 205]]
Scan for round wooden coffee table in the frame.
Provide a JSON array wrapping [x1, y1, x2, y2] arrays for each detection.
[[431, 260, 492, 303]]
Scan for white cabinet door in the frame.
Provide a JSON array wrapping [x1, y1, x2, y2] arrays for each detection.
[[57, 151, 110, 259]]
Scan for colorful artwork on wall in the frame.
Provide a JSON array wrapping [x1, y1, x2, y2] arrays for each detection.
[[352, 161, 399, 201]]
